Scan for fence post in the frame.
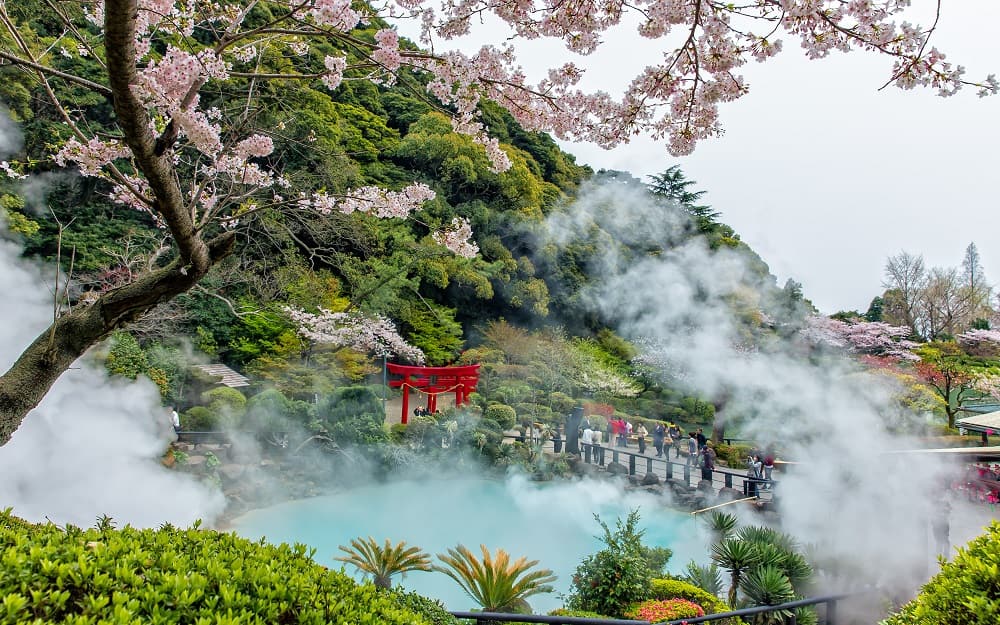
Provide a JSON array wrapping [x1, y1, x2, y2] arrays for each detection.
[[613, 450, 620, 465], [646, 458, 653, 474], [599, 446, 606, 466], [629, 455, 636, 475], [725, 472, 733, 488], [666, 461, 674, 479], [826, 599, 837, 625], [683, 463, 691, 485]]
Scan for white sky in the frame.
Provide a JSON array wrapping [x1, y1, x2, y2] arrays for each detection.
[[399, 2, 1000, 314]]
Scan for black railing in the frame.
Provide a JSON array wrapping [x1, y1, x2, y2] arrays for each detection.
[[577, 442, 775, 498], [449, 592, 860, 625]]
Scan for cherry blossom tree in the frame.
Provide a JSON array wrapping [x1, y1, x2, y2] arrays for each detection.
[[284, 306, 426, 364], [801, 315, 919, 361], [0, 0, 994, 445]]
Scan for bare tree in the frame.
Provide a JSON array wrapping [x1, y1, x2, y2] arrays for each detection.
[[961, 242, 993, 322], [882, 251, 927, 334]]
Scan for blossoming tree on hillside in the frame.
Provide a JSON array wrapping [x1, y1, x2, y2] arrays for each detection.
[[0, 0, 995, 445]]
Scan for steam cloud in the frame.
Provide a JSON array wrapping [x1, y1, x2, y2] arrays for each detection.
[[0, 211, 223, 529], [543, 179, 993, 598]]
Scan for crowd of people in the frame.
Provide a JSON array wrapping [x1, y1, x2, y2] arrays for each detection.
[[556, 416, 781, 499]]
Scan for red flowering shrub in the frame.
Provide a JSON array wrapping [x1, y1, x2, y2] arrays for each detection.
[[626, 598, 705, 622]]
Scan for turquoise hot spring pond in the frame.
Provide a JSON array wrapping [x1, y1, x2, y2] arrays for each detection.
[[233, 475, 705, 614]]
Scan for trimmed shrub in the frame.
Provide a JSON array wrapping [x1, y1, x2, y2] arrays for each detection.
[[883, 520, 1000, 625], [484, 404, 517, 430], [713, 443, 754, 468], [626, 598, 705, 622], [201, 386, 247, 428], [181, 406, 216, 431], [0, 511, 432, 625], [546, 392, 576, 415], [650, 578, 731, 615], [388, 589, 459, 625]]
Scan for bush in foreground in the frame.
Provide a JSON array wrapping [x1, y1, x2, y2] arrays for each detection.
[[626, 598, 705, 622], [0, 510, 430, 625], [882, 520, 1000, 625]]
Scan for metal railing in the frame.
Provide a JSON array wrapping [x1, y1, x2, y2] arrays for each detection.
[[577, 442, 775, 498], [449, 592, 859, 625]]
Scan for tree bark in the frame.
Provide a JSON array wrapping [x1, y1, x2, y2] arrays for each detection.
[[0, 233, 234, 445], [0, 1, 238, 445]]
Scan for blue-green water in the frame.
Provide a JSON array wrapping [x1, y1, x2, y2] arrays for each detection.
[[233, 475, 705, 613]]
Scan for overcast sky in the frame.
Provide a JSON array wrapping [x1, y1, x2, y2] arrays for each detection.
[[403, 2, 1000, 314]]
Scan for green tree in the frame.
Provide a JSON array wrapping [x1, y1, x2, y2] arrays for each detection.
[[335, 537, 433, 590], [914, 342, 991, 429], [566, 509, 655, 617]]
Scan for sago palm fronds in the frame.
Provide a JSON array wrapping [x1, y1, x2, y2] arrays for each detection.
[[712, 537, 761, 608], [683, 560, 724, 597], [335, 537, 432, 590], [739, 565, 795, 624], [435, 544, 557, 613], [704, 511, 739, 545]]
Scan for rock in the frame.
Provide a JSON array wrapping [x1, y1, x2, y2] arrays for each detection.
[[606, 461, 628, 476], [219, 464, 245, 481], [185, 455, 207, 467], [260, 459, 276, 468], [697, 479, 714, 493], [717, 487, 742, 501], [641, 472, 660, 486]]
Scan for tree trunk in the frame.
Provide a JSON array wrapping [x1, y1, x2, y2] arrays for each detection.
[[0, 233, 234, 446], [711, 394, 730, 444]]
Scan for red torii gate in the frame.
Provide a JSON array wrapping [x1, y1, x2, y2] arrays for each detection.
[[386, 363, 480, 424]]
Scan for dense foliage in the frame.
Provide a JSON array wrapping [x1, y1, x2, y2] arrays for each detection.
[[566, 510, 658, 618], [883, 521, 1000, 625], [626, 598, 705, 622], [0, 510, 432, 625]]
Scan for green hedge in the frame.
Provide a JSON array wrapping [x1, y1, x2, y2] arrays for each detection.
[[883, 521, 1000, 625], [0, 510, 431, 625], [650, 578, 732, 615]]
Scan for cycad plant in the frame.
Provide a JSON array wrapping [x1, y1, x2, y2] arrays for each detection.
[[705, 511, 739, 545], [711, 537, 762, 607], [739, 565, 795, 624], [435, 544, 557, 613], [683, 561, 724, 597], [335, 537, 432, 590]]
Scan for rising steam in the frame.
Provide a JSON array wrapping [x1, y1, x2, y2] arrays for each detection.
[[543, 178, 991, 598]]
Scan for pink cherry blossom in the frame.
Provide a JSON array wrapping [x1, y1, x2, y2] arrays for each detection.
[[433, 217, 479, 258], [284, 306, 425, 363]]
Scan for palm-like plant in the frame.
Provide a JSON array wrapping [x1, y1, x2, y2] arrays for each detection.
[[711, 538, 761, 608], [739, 565, 795, 624], [683, 561, 724, 597], [704, 511, 739, 545], [435, 544, 557, 613], [335, 537, 432, 590]]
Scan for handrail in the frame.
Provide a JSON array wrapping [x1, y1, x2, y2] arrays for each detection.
[[448, 612, 645, 625], [449, 591, 863, 625]]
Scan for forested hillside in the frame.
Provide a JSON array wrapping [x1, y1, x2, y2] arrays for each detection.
[[0, 0, 804, 429]]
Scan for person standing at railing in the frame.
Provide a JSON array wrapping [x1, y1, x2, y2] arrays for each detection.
[[762, 451, 775, 490], [636, 423, 648, 454], [700, 444, 715, 481], [668, 423, 682, 458], [686, 432, 698, 466], [653, 423, 665, 457]]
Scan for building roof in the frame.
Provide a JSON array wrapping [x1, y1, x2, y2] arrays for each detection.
[[193, 364, 251, 388], [957, 410, 1000, 434]]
